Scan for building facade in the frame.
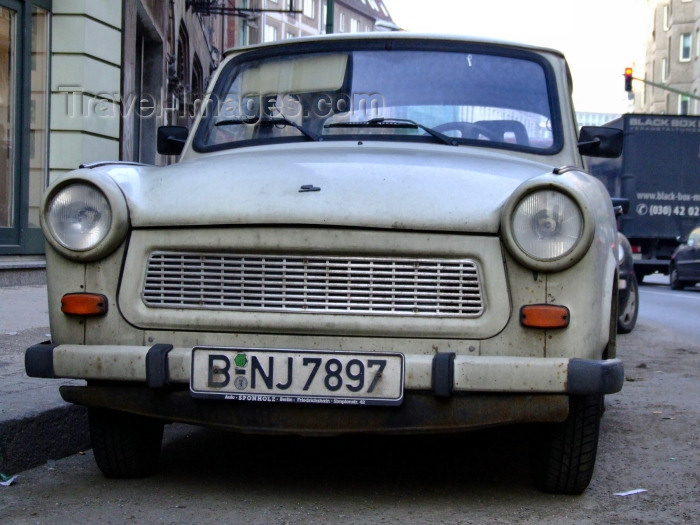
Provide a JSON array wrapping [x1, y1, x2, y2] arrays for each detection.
[[640, 0, 700, 115], [576, 112, 622, 128], [0, 0, 225, 255], [236, 0, 396, 47], [0, 0, 394, 256]]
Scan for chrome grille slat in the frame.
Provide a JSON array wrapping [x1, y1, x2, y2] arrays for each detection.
[[142, 252, 485, 317]]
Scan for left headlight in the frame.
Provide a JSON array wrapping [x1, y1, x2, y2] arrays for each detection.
[[501, 183, 594, 272], [41, 175, 129, 261], [46, 183, 111, 251]]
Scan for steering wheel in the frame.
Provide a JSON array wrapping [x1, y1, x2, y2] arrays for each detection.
[[432, 122, 501, 141]]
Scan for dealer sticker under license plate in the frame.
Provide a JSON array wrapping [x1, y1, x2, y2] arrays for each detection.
[[190, 347, 405, 406]]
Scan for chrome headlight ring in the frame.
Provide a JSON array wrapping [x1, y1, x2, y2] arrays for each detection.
[[501, 181, 594, 272], [40, 174, 129, 262]]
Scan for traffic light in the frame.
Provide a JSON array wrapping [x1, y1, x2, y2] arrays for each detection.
[[624, 68, 633, 92]]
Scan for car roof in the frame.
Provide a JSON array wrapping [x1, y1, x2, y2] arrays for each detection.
[[222, 32, 567, 60]]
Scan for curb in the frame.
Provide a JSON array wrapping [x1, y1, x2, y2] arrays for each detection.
[[0, 258, 47, 288], [0, 405, 91, 476]]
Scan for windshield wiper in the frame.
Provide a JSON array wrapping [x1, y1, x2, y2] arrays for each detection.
[[215, 115, 321, 142], [324, 117, 458, 146]]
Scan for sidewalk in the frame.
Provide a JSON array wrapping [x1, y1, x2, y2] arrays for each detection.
[[0, 285, 90, 476]]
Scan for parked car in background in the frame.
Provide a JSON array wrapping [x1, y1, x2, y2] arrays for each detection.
[[612, 199, 638, 334], [26, 34, 624, 495], [670, 226, 700, 290], [617, 232, 639, 333]]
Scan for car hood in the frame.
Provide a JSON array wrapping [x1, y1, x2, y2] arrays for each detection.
[[103, 143, 557, 233]]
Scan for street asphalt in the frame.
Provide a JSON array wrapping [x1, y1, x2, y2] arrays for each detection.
[[0, 284, 90, 477]]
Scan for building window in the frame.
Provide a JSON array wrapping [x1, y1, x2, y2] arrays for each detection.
[[339, 12, 345, 32], [29, 5, 50, 228], [663, 4, 670, 31], [680, 33, 691, 61], [661, 57, 668, 82], [302, 0, 314, 19], [679, 95, 689, 115], [177, 24, 190, 96], [286, 31, 296, 39], [264, 23, 278, 42], [0, 6, 17, 229], [1, 2, 51, 252], [350, 18, 359, 33], [192, 54, 203, 101]]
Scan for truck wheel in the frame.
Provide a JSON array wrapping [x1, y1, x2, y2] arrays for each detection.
[[670, 265, 686, 290], [88, 407, 164, 478], [617, 273, 639, 334], [634, 268, 646, 284], [530, 394, 603, 495]]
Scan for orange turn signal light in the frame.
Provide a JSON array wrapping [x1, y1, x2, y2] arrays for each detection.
[[61, 293, 108, 316], [520, 304, 570, 329]]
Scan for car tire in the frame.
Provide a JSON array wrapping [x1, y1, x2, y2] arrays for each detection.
[[670, 265, 686, 290], [617, 273, 639, 334], [530, 394, 603, 495], [88, 407, 164, 478]]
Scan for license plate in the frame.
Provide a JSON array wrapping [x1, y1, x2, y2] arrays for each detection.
[[190, 347, 404, 406]]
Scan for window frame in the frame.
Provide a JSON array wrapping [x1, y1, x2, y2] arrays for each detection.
[[0, 0, 52, 254], [192, 39, 565, 157], [302, 0, 314, 19], [661, 57, 668, 82], [264, 23, 278, 43], [680, 33, 691, 62]]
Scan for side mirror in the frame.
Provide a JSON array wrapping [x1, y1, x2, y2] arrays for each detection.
[[578, 126, 623, 158], [157, 126, 188, 155]]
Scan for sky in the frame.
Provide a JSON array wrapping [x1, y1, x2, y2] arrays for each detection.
[[380, 0, 653, 114]]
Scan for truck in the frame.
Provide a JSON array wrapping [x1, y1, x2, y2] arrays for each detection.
[[586, 114, 700, 282]]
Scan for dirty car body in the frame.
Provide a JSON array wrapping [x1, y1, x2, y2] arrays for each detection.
[[26, 35, 624, 494]]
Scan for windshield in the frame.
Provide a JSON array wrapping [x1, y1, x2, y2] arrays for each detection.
[[194, 42, 560, 153]]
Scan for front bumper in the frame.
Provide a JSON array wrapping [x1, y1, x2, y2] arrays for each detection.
[[26, 343, 623, 433], [26, 343, 623, 395]]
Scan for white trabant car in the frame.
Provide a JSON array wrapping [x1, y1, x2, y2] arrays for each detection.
[[27, 34, 625, 494]]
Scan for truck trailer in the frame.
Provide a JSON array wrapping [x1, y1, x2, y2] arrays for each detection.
[[586, 114, 700, 282]]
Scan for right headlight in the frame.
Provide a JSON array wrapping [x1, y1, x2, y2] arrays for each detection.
[[501, 183, 594, 272], [41, 174, 129, 261]]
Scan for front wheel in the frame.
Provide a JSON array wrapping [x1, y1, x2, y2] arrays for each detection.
[[670, 265, 686, 290], [617, 273, 639, 334], [530, 394, 603, 494], [88, 407, 164, 478]]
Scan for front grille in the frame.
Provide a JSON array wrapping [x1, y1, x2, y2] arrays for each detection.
[[142, 252, 485, 317]]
